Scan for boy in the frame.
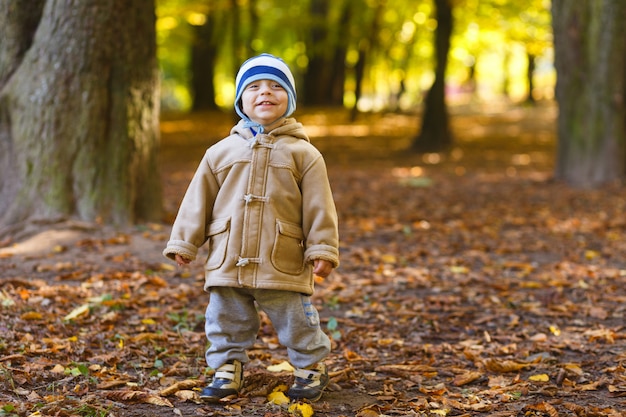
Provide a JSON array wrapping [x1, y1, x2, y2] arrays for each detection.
[[163, 54, 340, 402]]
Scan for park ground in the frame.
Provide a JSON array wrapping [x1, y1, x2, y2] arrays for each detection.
[[1, 102, 626, 416]]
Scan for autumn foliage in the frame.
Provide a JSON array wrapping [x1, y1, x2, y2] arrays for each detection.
[[1, 104, 626, 416]]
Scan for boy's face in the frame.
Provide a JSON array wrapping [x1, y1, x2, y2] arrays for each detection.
[[241, 79, 289, 127]]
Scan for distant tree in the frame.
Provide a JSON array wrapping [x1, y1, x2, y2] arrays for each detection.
[[412, 0, 453, 152], [302, 0, 347, 106], [350, 0, 384, 121], [0, 0, 161, 236], [551, 0, 626, 187], [190, 16, 219, 111]]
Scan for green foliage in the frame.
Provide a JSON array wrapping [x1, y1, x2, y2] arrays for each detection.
[[72, 404, 112, 417], [156, 0, 553, 111], [0, 405, 18, 417], [167, 309, 203, 331], [65, 362, 90, 377]]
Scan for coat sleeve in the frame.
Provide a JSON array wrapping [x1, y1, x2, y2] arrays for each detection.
[[300, 155, 340, 268], [163, 151, 219, 261]]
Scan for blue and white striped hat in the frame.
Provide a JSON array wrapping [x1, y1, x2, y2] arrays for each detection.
[[234, 53, 297, 122]]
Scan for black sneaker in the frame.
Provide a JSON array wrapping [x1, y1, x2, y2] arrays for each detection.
[[287, 362, 329, 402], [200, 360, 243, 402]]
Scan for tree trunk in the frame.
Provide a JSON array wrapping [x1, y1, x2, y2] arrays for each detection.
[[525, 53, 536, 104], [350, 0, 385, 121], [302, 0, 332, 106], [552, 0, 626, 187], [330, 2, 350, 107], [0, 0, 161, 236], [190, 18, 219, 111], [412, 0, 453, 152]]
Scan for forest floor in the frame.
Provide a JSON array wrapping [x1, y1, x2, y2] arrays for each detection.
[[2, 101, 626, 416]]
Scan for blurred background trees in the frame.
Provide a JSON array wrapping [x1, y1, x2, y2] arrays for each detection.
[[2, 0, 625, 233], [157, 0, 554, 114], [157, 0, 556, 155]]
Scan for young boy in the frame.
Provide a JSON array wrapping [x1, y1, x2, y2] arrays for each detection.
[[163, 54, 339, 403]]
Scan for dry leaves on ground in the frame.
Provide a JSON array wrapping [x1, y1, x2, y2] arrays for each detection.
[[2, 105, 626, 416]]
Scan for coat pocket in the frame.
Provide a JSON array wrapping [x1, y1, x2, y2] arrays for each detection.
[[205, 217, 231, 270], [271, 219, 305, 275]]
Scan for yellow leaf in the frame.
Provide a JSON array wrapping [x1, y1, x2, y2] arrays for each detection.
[[53, 245, 66, 253], [549, 325, 561, 336], [449, 265, 469, 274], [430, 410, 448, 416], [21, 311, 43, 320], [64, 304, 90, 321], [267, 361, 295, 373], [585, 250, 600, 260], [381, 254, 397, 264], [160, 263, 175, 271], [529, 374, 549, 382], [288, 402, 314, 417], [268, 391, 290, 406], [564, 363, 583, 376], [142, 318, 157, 325], [356, 409, 380, 417]]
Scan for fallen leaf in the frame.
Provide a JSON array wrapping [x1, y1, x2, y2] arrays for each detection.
[[159, 379, 201, 396], [103, 390, 173, 407], [267, 391, 290, 406], [452, 371, 482, 386], [21, 312, 43, 320], [288, 402, 314, 417], [267, 361, 295, 373], [63, 304, 90, 321], [483, 358, 530, 373]]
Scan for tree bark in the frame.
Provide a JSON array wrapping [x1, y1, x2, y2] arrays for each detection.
[[552, 0, 626, 187], [412, 0, 453, 152], [0, 0, 161, 236]]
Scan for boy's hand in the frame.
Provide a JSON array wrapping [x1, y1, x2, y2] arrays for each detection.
[[313, 259, 333, 278], [175, 254, 191, 266]]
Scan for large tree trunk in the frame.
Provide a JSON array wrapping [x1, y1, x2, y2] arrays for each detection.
[[0, 0, 161, 236], [412, 0, 453, 152], [552, 0, 626, 187]]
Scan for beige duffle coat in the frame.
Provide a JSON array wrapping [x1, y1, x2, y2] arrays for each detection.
[[163, 118, 339, 295]]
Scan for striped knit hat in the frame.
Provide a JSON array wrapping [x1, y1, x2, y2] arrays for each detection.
[[234, 54, 297, 125]]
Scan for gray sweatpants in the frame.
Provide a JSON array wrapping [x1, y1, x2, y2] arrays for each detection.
[[204, 286, 331, 370]]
